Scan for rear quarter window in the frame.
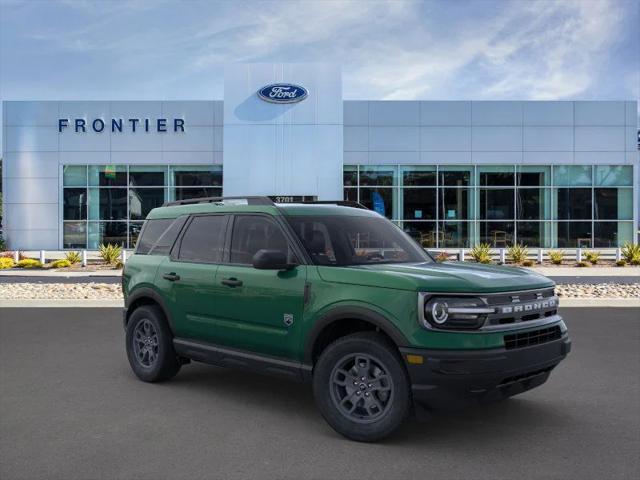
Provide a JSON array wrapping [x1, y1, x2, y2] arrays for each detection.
[[136, 217, 187, 255]]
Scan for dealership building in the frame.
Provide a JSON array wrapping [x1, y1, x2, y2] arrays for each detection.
[[1, 63, 638, 250]]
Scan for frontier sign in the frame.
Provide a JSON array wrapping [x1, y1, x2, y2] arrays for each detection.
[[58, 118, 185, 133]]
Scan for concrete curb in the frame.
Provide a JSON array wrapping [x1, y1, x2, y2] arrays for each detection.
[[0, 299, 124, 308], [0, 270, 122, 278], [559, 298, 640, 308], [524, 267, 640, 277], [1, 298, 638, 308]]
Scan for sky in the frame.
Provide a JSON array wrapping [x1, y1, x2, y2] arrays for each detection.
[[0, 0, 638, 150]]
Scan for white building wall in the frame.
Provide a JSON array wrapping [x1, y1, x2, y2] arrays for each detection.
[[344, 99, 639, 244], [223, 63, 343, 200], [343, 100, 637, 167], [2, 93, 637, 249], [2, 100, 222, 249]]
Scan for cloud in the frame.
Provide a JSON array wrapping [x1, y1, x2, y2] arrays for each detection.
[[0, 0, 637, 102], [183, 0, 637, 101]]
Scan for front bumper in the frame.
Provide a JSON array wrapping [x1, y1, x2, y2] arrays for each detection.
[[400, 334, 571, 411]]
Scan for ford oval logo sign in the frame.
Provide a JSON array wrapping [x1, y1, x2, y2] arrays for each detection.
[[257, 83, 308, 104]]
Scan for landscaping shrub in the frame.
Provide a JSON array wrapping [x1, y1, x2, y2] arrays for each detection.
[[584, 251, 600, 265], [435, 251, 449, 262], [507, 243, 528, 264], [65, 251, 82, 265], [615, 259, 627, 267], [470, 243, 492, 264], [548, 250, 564, 265], [576, 260, 589, 268], [99, 243, 122, 265], [16, 258, 43, 269], [0, 251, 27, 260], [0, 235, 5, 251], [51, 259, 72, 269], [521, 259, 534, 267], [0, 257, 15, 269], [621, 242, 640, 265]]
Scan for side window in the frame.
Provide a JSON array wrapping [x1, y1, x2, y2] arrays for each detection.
[[148, 216, 188, 255], [290, 220, 337, 265], [229, 215, 291, 265], [136, 218, 174, 255], [178, 215, 227, 263]]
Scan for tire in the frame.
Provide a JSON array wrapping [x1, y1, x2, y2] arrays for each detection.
[[313, 332, 411, 442], [126, 305, 181, 382]]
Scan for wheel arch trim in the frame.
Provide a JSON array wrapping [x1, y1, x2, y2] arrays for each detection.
[[304, 306, 409, 364], [125, 287, 176, 334]]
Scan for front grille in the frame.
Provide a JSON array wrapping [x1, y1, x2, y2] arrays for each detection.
[[486, 288, 554, 306], [503, 326, 562, 350], [484, 288, 558, 327]]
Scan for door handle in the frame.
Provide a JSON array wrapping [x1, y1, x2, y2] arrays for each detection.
[[163, 272, 181, 282], [221, 277, 243, 287]]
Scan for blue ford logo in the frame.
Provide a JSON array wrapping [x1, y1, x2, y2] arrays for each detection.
[[257, 83, 308, 104]]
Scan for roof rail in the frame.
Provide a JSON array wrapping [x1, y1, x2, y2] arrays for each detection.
[[294, 200, 369, 210], [162, 196, 274, 207]]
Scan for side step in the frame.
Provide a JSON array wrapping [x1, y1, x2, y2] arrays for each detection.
[[173, 338, 312, 382]]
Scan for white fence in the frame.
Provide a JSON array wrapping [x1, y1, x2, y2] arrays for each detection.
[[8, 250, 131, 266], [430, 248, 625, 263], [6, 247, 631, 266]]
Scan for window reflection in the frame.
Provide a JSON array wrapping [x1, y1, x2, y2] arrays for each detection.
[[129, 188, 165, 220], [479, 222, 514, 247], [480, 189, 514, 220], [402, 189, 436, 220], [556, 188, 591, 220], [63, 165, 222, 248], [557, 222, 592, 248]]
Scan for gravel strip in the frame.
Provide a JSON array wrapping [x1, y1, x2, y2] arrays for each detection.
[[0, 283, 123, 300], [1, 282, 639, 301], [555, 283, 640, 298]]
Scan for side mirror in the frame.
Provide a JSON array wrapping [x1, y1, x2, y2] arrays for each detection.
[[252, 249, 294, 270]]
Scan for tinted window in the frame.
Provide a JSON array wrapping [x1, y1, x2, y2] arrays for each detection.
[[178, 215, 227, 263], [557, 188, 592, 220], [136, 218, 174, 254], [148, 216, 188, 255], [63, 188, 87, 220], [287, 215, 430, 266], [230, 216, 290, 265]]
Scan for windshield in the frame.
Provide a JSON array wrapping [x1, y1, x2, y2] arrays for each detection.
[[286, 215, 432, 266]]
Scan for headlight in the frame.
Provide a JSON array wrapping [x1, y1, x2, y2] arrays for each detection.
[[420, 296, 495, 330]]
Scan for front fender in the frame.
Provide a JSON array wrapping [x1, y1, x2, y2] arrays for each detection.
[[303, 303, 409, 364]]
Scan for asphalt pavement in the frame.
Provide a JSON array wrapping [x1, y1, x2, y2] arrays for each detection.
[[0, 307, 638, 480]]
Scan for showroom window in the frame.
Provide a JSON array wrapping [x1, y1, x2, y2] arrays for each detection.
[[343, 164, 633, 248], [62, 165, 222, 249]]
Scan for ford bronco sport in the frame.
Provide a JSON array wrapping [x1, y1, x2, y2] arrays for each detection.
[[123, 196, 570, 442]]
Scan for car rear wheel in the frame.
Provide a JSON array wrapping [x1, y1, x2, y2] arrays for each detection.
[[313, 332, 411, 442], [126, 305, 180, 382]]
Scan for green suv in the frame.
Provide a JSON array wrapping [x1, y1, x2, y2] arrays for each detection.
[[123, 197, 570, 442]]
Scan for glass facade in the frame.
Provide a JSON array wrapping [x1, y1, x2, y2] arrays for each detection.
[[343, 165, 634, 248], [62, 165, 222, 248]]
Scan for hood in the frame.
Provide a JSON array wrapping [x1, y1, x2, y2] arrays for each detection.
[[316, 261, 554, 293]]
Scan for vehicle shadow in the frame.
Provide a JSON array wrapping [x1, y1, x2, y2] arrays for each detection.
[[163, 362, 575, 445]]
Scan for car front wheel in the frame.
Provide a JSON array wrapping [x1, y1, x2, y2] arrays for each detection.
[[313, 332, 411, 442]]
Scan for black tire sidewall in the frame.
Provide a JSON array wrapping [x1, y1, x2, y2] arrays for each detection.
[[313, 332, 411, 442], [126, 305, 180, 382]]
